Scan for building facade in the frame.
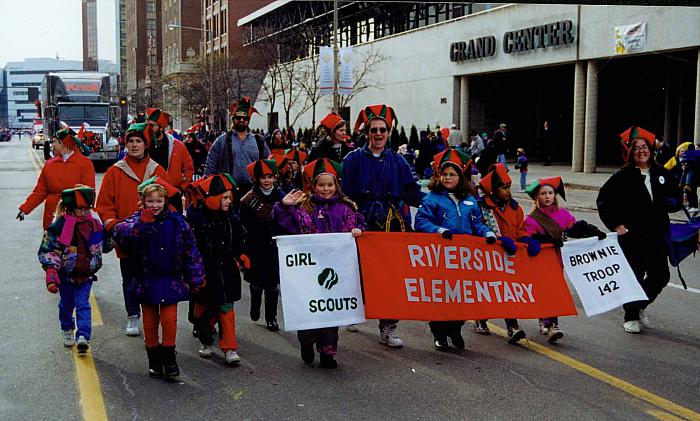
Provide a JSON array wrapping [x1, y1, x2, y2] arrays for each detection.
[[202, 0, 273, 59], [82, 0, 99, 71], [241, 3, 700, 172], [116, 0, 128, 94], [126, 0, 162, 111]]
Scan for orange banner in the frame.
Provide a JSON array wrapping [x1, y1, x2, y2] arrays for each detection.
[[357, 232, 577, 321]]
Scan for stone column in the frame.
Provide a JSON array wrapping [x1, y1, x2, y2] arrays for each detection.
[[453, 76, 461, 130], [460, 75, 469, 141], [677, 73, 685, 143], [694, 48, 700, 145], [663, 61, 674, 145], [583, 60, 599, 173], [572, 61, 587, 172]]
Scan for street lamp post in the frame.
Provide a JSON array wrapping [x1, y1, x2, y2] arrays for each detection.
[[332, 0, 340, 113]]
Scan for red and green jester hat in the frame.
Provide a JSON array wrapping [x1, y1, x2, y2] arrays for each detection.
[[302, 158, 343, 192], [619, 126, 655, 162], [137, 175, 183, 213], [431, 148, 472, 178], [284, 148, 308, 166], [55, 127, 92, 156], [353, 104, 397, 133], [230, 96, 261, 120], [246, 159, 278, 181], [190, 173, 237, 211], [525, 176, 566, 201], [146, 108, 171, 129]]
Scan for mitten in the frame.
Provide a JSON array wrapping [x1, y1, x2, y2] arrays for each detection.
[[45, 268, 60, 294], [499, 236, 517, 255], [522, 236, 542, 256], [140, 208, 156, 223], [239, 254, 251, 270], [440, 229, 453, 240], [486, 234, 497, 245], [595, 229, 607, 240], [16, 211, 25, 221]]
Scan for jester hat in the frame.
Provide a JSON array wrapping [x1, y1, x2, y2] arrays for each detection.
[[125, 122, 155, 149], [246, 159, 278, 180], [479, 163, 512, 196], [268, 153, 289, 175], [353, 104, 397, 133], [55, 127, 91, 156], [61, 186, 95, 211], [146, 108, 171, 129], [431, 148, 472, 176], [138, 175, 182, 212], [230, 96, 260, 119], [302, 158, 343, 191], [284, 148, 308, 165], [190, 173, 237, 211], [319, 112, 345, 133], [619, 126, 655, 161], [525, 176, 566, 201]]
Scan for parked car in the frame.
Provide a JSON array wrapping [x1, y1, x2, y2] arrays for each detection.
[[32, 130, 45, 149]]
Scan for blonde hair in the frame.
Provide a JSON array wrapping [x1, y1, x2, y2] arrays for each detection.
[[298, 176, 358, 213], [532, 185, 560, 210], [54, 183, 93, 219], [138, 184, 167, 209]]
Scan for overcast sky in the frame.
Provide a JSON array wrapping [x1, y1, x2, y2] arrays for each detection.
[[0, 0, 116, 68]]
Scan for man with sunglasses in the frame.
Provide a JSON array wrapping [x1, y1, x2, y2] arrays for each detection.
[[204, 97, 269, 194], [342, 104, 425, 348]]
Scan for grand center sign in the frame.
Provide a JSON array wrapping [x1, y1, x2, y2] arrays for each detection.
[[450, 20, 576, 62]]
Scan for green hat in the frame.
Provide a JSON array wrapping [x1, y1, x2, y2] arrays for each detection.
[[55, 128, 91, 156], [61, 186, 95, 210]]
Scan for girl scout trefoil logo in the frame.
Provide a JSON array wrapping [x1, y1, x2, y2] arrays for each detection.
[[318, 268, 339, 290]]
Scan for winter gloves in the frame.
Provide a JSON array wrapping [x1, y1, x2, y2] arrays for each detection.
[[498, 236, 517, 255], [16, 211, 25, 221], [565, 220, 607, 241], [441, 229, 453, 240], [140, 209, 156, 223], [518, 236, 541, 256], [45, 268, 60, 294], [239, 254, 251, 270], [486, 234, 497, 244]]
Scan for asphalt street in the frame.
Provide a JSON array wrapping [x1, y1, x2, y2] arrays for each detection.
[[0, 135, 698, 421]]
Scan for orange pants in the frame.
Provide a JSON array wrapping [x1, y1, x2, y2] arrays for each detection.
[[194, 303, 238, 352], [142, 303, 178, 348]]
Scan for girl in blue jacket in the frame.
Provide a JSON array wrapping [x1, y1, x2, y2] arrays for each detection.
[[415, 149, 496, 351]]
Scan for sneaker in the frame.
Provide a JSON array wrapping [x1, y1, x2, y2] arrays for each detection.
[[506, 328, 526, 344], [76, 336, 89, 353], [266, 318, 280, 332], [623, 320, 641, 333], [473, 321, 490, 335], [125, 316, 140, 337], [346, 324, 360, 332], [434, 337, 449, 352], [547, 325, 564, 343], [63, 330, 75, 347], [539, 321, 549, 335], [638, 310, 650, 328], [224, 350, 241, 365], [379, 326, 403, 348], [198, 344, 212, 358]]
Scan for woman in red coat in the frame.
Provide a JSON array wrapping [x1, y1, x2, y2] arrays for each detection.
[[18, 128, 96, 230]]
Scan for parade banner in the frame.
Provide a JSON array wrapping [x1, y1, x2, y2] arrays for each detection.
[[276, 233, 365, 331], [614, 22, 647, 55], [318, 46, 334, 96], [357, 232, 577, 321], [561, 233, 647, 317], [338, 47, 354, 96]]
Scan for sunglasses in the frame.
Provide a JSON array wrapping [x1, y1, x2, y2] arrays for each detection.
[[233, 116, 249, 121], [369, 127, 388, 134]]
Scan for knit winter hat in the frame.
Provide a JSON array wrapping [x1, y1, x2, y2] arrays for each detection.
[[268, 153, 289, 175], [525, 176, 566, 201], [246, 159, 278, 179], [302, 158, 343, 191], [230, 96, 260, 119], [431, 148, 472, 176], [479, 163, 511, 196], [619, 126, 655, 161], [284, 148, 308, 165], [55, 127, 91, 156], [146, 108, 171, 129], [125, 122, 155, 149], [353, 104, 397, 133], [190, 173, 237, 211], [60, 186, 95, 211]]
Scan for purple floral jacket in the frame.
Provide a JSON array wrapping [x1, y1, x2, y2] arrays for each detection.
[[273, 194, 366, 234], [113, 209, 204, 305]]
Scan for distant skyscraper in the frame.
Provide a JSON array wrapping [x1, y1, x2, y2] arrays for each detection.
[[116, 0, 128, 93], [82, 0, 99, 71]]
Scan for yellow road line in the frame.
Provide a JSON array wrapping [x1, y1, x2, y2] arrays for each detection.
[[90, 292, 103, 326], [647, 409, 688, 421], [486, 322, 700, 421], [72, 349, 108, 421], [28, 148, 41, 172]]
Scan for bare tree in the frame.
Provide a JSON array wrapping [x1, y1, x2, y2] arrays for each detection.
[[277, 58, 311, 131], [294, 52, 324, 129]]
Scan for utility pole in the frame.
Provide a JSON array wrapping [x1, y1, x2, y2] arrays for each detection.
[[332, 0, 340, 112]]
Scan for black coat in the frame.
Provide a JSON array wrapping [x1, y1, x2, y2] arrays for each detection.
[[239, 185, 286, 287], [186, 205, 243, 305], [597, 164, 682, 249], [307, 138, 353, 163]]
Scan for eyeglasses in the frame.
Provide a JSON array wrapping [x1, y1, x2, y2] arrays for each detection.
[[369, 127, 387, 134], [233, 116, 249, 121], [632, 145, 649, 152]]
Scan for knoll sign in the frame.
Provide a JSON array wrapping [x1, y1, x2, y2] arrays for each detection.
[[450, 20, 575, 62]]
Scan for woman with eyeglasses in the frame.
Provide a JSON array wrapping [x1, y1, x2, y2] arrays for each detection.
[[597, 126, 682, 334]]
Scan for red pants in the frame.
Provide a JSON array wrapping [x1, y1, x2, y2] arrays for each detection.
[[141, 303, 178, 348], [194, 303, 238, 352]]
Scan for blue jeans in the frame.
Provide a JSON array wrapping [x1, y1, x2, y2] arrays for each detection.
[[497, 154, 508, 170], [58, 280, 93, 340], [120, 259, 141, 318], [520, 172, 527, 190]]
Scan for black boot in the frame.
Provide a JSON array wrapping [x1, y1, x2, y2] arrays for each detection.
[[146, 346, 163, 378], [161, 346, 180, 378], [300, 344, 315, 364], [319, 353, 337, 369], [250, 287, 262, 322], [265, 290, 279, 331]]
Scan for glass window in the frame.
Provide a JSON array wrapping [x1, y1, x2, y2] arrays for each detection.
[[146, 1, 156, 13]]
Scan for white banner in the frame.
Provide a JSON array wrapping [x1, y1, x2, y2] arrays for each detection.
[[561, 233, 647, 317], [614, 22, 647, 55], [338, 47, 354, 96], [276, 233, 365, 331], [318, 46, 334, 96]]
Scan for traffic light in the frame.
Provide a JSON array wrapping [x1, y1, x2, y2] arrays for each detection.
[[119, 97, 127, 106]]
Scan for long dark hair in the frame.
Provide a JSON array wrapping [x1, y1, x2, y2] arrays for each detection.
[[428, 163, 476, 200]]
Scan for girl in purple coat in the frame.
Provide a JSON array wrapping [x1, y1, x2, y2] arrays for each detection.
[[273, 158, 365, 369], [114, 181, 204, 379], [523, 177, 606, 343]]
